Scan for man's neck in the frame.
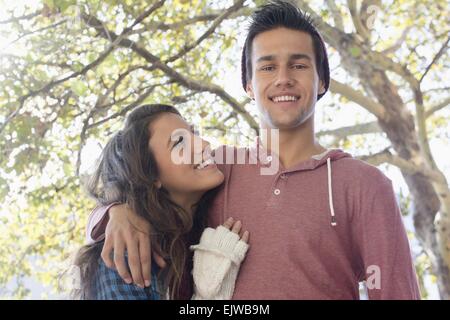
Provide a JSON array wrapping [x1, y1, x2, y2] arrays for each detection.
[[261, 117, 326, 169]]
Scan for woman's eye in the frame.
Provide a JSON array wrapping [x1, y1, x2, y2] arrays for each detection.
[[293, 64, 307, 69], [173, 136, 184, 148]]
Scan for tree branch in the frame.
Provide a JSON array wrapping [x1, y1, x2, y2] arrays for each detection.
[[1, 4, 165, 137], [76, 83, 162, 176], [82, 11, 258, 132], [6, 20, 67, 48], [2, 54, 72, 70], [0, 42, 116, 136], [93, 65, 147, 111], [325, 0, 345, 31], [0, 10, 41, 24], [413, 87, 439, 172], [165, 0, 245, 63], [329, 78, 386, 118], [295, 0, 346, 48], [347, 0, 370, 40], [296, 0, 421, 92], [121, 0, 165, 34], [317, 121, 381, 140], [426, 97, 450, 118], [358, 149, 446, 183], [381, 26, 412, 55], [131, 7, 252, 33], [419, 35, 450, 84]]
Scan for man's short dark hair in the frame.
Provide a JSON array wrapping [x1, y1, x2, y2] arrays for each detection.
[[241, 0, 330, 100]]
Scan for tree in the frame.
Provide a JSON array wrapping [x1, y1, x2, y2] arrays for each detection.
[[0, 0, 448, 298]]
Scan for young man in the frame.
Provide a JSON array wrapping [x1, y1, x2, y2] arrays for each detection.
[[86, 1, 420, 299]]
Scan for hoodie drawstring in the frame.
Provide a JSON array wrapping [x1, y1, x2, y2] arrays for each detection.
[[327, 158, 337, 227]]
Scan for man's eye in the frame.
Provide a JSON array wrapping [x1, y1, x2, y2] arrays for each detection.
[[261, 65, 275, 71], [293, 64, 307, 69]]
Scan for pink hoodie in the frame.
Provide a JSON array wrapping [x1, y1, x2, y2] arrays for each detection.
[[207, 147, 420, 299]]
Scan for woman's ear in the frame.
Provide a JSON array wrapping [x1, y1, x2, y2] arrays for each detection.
[[154, 180, 162, 189]]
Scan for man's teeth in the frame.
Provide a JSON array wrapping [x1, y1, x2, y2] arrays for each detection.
[[195, 158, 214, 169], [272, 95, 298, 102]]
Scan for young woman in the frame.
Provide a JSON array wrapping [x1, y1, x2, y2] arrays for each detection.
[[73, 104, 249, 300]]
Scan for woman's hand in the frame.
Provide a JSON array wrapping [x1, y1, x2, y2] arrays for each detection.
[[191, 217, 250, 299], [222, 217, 249, 243]]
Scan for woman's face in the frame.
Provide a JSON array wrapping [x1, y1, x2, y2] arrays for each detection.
[[148, 113, 224, 207]]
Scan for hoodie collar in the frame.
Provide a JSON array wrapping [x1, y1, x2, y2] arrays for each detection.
[[249, 137, 352, 172]]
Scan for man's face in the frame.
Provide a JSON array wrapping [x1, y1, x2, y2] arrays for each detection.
[[246, 27, 325, 130]]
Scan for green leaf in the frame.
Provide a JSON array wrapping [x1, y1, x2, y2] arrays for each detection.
[[349, 47, 361, 58], [70, 80, 88, 96]]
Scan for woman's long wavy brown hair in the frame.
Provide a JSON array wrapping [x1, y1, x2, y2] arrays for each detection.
[[72, 104, 218, 299]]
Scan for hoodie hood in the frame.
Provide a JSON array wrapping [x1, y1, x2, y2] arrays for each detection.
[[281, 148, 352, 227], [298, 148, 352, 172]]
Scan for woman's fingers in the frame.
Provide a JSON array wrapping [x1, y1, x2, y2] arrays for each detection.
[[241, 230, 249, 243], [222, 217, 234, 229], [222, 217, 249, 242], [231, 220, 242, 234]]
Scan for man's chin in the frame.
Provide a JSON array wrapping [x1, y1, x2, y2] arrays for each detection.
[[266, 116, 305, 130], [266, 109, 314, 129]]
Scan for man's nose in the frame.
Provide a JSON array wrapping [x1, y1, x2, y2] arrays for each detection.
[[274, 67, 294, 87]]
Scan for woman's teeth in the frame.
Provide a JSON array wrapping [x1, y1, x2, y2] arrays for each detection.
[[195, 158, 214, 169]]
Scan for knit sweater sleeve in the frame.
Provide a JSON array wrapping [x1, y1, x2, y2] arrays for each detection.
[[190, 226, 249, 300]]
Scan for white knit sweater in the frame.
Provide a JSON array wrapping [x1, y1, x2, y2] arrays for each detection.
[[190, 226, 249, 300]]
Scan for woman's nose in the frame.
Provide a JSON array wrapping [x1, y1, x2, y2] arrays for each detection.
[[201, 139, 210, 153], [191, 135, 211, 164]]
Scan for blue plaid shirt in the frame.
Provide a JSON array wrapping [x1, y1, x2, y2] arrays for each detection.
[[92, 257, 163, 300]]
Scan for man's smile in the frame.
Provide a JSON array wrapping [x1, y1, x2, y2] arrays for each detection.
[[269, 94, 300, 103]]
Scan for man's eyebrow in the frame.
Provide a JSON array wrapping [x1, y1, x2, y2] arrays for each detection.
[[256, 55, 275, 63], [290, 53, 312, 61], [256, 53, 312, 63]]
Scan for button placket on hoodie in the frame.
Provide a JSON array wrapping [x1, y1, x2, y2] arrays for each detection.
[[266, 171, 289, 208]]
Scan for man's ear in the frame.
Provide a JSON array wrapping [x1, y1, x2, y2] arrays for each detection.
[[246, 82, 255, 100], [318, 79, 326, 95]]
